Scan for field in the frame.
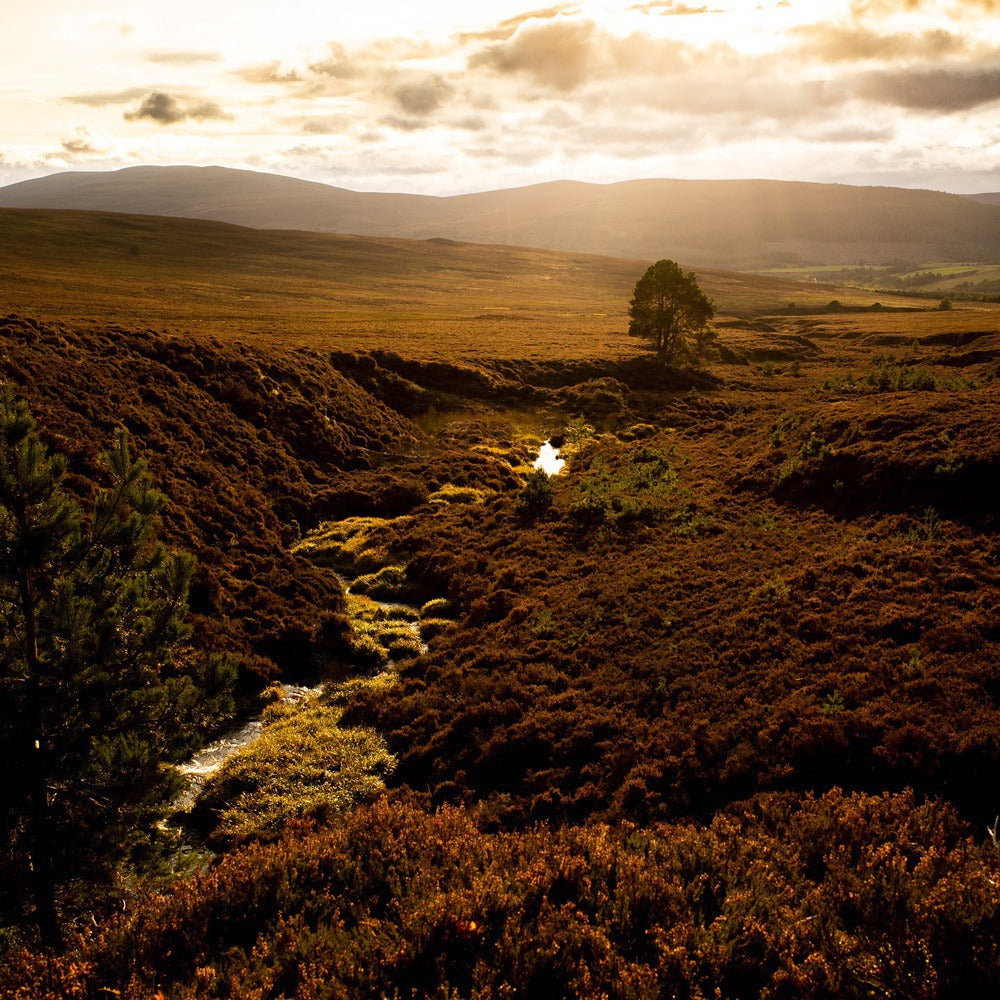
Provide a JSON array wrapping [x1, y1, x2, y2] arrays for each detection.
[[2, 210, 999, 998], [2, 208, 978, 360], [760, 260, 1000, 297]]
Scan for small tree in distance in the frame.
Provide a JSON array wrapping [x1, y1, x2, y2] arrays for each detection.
[[628, 259, 715, 363]]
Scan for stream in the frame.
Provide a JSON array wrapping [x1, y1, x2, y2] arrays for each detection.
[[173, 439, 563, 813]]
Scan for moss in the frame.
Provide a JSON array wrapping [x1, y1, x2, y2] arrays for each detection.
[[419, 618, 455, 642], [426, 484, 487, 505], [346, 593, 421, 661], [351, 565, 426, 604], [194, 698, 395, 845], [294, 516, 390, 575], [420, 597, 454, 618]]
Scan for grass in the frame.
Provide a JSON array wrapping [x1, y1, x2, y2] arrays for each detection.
[[0, 207, 966, 362], [193, 694, 396, 844], [291, 516, 391, 576]]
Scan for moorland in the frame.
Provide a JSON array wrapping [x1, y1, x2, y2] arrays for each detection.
[[1, 205, 999, 999]]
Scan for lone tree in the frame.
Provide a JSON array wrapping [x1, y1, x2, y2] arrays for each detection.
[[628, 259, 715, 362], [0, 387, 233, 948]]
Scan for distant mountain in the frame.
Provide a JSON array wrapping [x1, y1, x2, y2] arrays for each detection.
[[968, 192, 1000, 207], [4, 166, 1000, 268]]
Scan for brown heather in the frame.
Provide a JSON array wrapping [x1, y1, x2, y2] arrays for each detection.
[[2, 209, 1000, 996], [4, 792, 998, 999]]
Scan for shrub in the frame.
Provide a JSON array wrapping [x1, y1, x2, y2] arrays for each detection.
[[7, 792, 998, 999], [516, 469, 555, 515]]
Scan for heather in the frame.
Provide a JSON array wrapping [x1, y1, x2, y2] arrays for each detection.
[[5, 792, 997, 999]]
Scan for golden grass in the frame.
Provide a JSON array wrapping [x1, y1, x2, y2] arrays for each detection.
[[6, 207, 991, 362]]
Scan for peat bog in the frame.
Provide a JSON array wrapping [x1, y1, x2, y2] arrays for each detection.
[[1, 218, 1000, 998]]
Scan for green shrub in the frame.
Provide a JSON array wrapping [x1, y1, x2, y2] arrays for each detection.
[[516, 469, 555, 515], [570, 444, 679, 527]]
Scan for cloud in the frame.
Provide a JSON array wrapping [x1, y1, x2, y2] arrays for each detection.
[[629, 1, 716, 13], [299, 115, 350, 134], [792, 24, 967, 61], [238, 61, 303, 84], [381, 115, 432, 132], [60, 127, 114, 155], [123, 91, 232, 125], [458, 6, 575, 43], [145, 49, 221, 65], [391, 74, 453, 115], [858, 65, 1000, 110], [64, 86, 150, 107], [309, 43, 358, 79], [469, 18, 597, 91], [806, 123, 897, 143]]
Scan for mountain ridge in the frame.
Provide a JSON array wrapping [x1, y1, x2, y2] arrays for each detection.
[[4, 165, 1000, 268]]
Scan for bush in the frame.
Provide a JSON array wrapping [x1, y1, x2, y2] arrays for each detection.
[[8, 792, 998, 999], [516, 469, 555, 515]]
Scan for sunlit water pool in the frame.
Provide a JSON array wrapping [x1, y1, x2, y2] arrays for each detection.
[[533, 440, 565, 475]]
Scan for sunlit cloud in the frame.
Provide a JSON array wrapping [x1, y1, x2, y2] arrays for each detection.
[[3, 0, 1000, 193]]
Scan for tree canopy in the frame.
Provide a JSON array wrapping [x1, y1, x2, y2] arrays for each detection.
[[628, 259, 715, 362], [0, 387, 233, 947]]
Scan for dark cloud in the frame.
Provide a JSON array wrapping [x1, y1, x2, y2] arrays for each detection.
[[145, 49, 221, 65], [391, 74, 453, 115], [64, 86, 149, 107], [857, 65, 1000, 110], [453, 115, 488, 130], [238, 61, 303, 84], [793, 24, 967, 61], [807, 123, 897, 143], [61, 136, 99, 154], [123, 91, 231, 125], [469, 18, 597, 91], [380, 114, 432, 132]]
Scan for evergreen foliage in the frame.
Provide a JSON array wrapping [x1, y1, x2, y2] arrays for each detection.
[[0, 386, 234, 947], [627, 259, 715, 362]]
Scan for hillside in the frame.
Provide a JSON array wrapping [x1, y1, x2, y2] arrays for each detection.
[[1, 207, 948, 360], [4, 167, 1000, 267], [2, 202, 1000, 993], [968, 192, 1000, 207]]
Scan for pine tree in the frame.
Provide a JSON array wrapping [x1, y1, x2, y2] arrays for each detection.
[[627, 259, 715, 362], [0, 386, 234, 948]]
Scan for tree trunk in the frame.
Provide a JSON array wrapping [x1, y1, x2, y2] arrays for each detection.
[[19, 571, 63, 951], [27, 734, 62, 950]]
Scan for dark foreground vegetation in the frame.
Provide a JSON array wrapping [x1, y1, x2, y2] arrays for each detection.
[[8, 794, 998, 999], [1, 243, 999, 997]]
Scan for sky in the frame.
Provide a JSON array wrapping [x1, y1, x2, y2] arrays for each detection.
[[3, 0, 1000, 194]]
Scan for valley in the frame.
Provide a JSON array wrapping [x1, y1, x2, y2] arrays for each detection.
[[1, 207, 998, 998]]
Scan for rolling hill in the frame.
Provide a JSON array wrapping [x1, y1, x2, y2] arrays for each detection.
[[3, 207, 947, 360], [4, 166, 1000, 268], [969, 192, 1000, 207]]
